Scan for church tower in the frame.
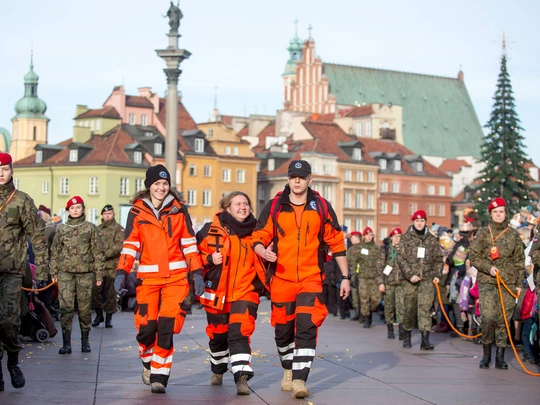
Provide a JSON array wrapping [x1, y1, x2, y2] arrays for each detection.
[[283, 21, 303, 109], [10, 53, 49, 162]]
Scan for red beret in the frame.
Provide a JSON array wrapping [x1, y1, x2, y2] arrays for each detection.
[[488, 197, 506, 212], [66, 195, 84, 210], [0, 152, 12, 166], [389, 228, 402, 236], [363, 227, 373, 235], [465, 217, 475, 223], [350, 231, 361, 237], [411, 210, 427, 221]]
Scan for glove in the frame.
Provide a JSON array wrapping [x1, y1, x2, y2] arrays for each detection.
[[36, 280, 48, 289], [193, 272, 205, 297], [114, 273, 128, 295]]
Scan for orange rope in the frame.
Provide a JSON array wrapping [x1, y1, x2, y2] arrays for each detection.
[[21, 281, 57, 293]]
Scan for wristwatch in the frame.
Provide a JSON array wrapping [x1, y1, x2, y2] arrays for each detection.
[[341, 274, 351, 280]]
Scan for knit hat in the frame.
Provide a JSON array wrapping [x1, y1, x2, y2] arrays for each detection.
[[0, 152, 12, 166], [389, 228, 402, 236], [145, 164, 171, 189], [101, 204, 114, 214], [488, 197, 506, 212], [288, 160, 311, 178], [411, 210, 427, 221], [363, 227, 373, 235], [66, 196, 84, 210], [38, 204, 51, 216]]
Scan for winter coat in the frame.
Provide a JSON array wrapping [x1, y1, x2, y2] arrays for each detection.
[[376, 243, 402, 286], [347, 240, 380, 279], [396, 226, 443, 281], [98, 218, 124, 270]]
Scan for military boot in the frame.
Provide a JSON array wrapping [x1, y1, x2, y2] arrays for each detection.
[[236, 374, 250, 395], [105, 313, 113, 328], [387, 324, 395, 339], [398, 324, 405, 340], [403, 330, 412, 348], [420, 332, 435, 350], [58, 332, 72, 355], [81, 330, 91, 353], [363, 313, 372, 328], [92, 308, 104, 327], [495, 347, 508, 370], [479, 344, 492, 369], [0, 356, 4, 392], [7, 351, 25, 389]]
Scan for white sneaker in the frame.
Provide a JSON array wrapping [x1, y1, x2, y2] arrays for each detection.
[[281, 369, 293, 391], [142, 367, 151, 385], [292, 379, 309, 398]]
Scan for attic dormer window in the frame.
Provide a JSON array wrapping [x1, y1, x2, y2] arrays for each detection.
[[35, 150, 43, 164], [414, 161, 424, 173], [394, 160, 401, 171], [145, 131, 153, 137], [195, 138, 204, 153], [134, 151, 142, 164], [352, 148, 362, 161], [379, 159, 387, 170], [154, 143, 162, 156], [268, 159, 275, 172], [69, 149, 78, 162]]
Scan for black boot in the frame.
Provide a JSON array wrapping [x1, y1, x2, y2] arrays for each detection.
[[105, 313, 113, 328], [0, 356, 4, 392], [81, 330, 91, 353], [495, 347, 508, 370], [403, 330, 412, 348], [363, 313, 372, 328], [59, 332, 72, 355], [398, 324, 405, 340], [479, 344, 492, 369], [420, 331, 435, 350], [92, 308, 104, 327], [7, 351, 25, 389], [387, 324, 395, 339]]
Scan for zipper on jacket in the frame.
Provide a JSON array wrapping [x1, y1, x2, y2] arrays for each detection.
[[296, 229, 301, 282], [232, 237, 242, 297], [167, 217, 172, 238], [305, 223, 310, 247]]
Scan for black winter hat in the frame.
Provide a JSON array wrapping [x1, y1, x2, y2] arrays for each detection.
[[145, 164, 171, 189], [101, 204, 114, 214]]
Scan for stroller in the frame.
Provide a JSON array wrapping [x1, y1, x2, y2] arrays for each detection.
[[20, 263, 58, 343]]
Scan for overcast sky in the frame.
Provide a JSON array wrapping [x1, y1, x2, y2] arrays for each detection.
[[2, 0, 539, 163]]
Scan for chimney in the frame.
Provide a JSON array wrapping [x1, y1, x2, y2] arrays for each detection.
[[138, 87, 153, 98], [457, 70, 464, 81], [75, 105, 89, 118]]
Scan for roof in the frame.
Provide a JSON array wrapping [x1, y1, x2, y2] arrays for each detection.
[[156, 98, 198, 132], [341, 105, 374, 117], [75, 106, 121, 120], [125, 95, 153, 109], [322, 63, 484, 158], [439, 159, 471, 174], [252, 122, 276, 153], [236, 124, 249, 138]]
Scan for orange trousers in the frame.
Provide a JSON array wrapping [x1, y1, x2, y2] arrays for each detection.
[[134, 274, 189, 387], [270, 273, 328, 382]]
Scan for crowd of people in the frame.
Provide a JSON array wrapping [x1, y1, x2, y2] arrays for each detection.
[[1, 151, 539, 397]]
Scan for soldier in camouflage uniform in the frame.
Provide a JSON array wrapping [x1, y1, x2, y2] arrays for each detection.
[[50, 196, 105, 355], [397, 210, 442, 350], [377, 228, 404, 339], [347, 231, 362, 320], [92, 205, 124, 328], [470, 197, 524, 370], [0, 153, 48, 391], [348, 227, 381, 328]]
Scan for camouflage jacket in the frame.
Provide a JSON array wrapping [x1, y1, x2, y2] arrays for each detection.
[[397, 226, 443, 281], [49, 215, 105, 281], [347, 241, 381, 279], [470, 219, 525, 286], [98, 218, 124, 270], [529, 228, 540, 287], [376, 243, 402, 286], [0, 181, 48, 279]]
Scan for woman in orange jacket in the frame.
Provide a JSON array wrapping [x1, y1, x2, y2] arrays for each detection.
[[197, 191, 268, 396], [114, 165, 204, 394]]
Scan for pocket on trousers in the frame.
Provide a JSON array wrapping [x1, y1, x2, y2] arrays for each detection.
[[135, 303, 149, 328], [271, 303, 287, 327], [240, 311, 256, 338], [173, 305, 186, 334], [311, 296, 328, 328]]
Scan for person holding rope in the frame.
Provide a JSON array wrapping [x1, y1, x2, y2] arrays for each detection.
[[0, 152, 49, 391], [470, 197, 525, 370]]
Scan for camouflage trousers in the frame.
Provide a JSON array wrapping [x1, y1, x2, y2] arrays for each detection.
[[92, 268, 117, 314], [359, 278, 382, 317], [0, 273, 23, 356], [384, 283, 404, 325], [351, 274, 361, 313], [478, 283, 516, 347], [58, 272, 93, 334], [402, 280, 434, 332]]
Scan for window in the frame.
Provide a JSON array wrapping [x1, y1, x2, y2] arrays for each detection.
[[154, 143, 162, 156], [225, 146, 231, 155], [379, 159, 387, 170], [344, 192, 352, 209], [90, 121, 94, 131], [355, 193, 363, 209], [392, 202, 399, 215], [367, 219, 374, 228], [409, 203, 417, 215], [268, 159, 275, 171], [356, 170, 363, 182], [323, 185, 332, 201], [258, 186, 266, 201], [69, 149, 78, 162], [89, 177, 98, 195], [141, 114, 147, 126], [344, 218, 352, 231], [136, 178, 144, 192], [355, 122, 363, 137], [41, 181, 49, 194], [380, 202, 387, 214], [204, 165, 212, 177], [367, 193, 374, 209], [410, 183, 418, 194], [96, 120, 101, 131], [35, 151, 43, 163], [202, 190, 211, 207], [222, 168, 231, 182], [207, 128, 213, 138], [233, 147, 239, 156], [189, 164, 197, 176], [187, 189, 196, 205], [394, 160, 402, 171], [323, 164, 331, 175], [428, 204, 434, 216], [392, 182, 400, 193], [428, 185, 435, 195], [236, 169, 245, 183], [367, 172, 374, 183], [438, 204, 445, 216], [438, 185, 445, 196], [120, 178, 129, 196], [380, 182, 388, 192], [134, 151, 142, 164], [366, 121, 372, 137], [380, 227, 388, 239], [352, 148, 362, 160], [355, 219, 362, 232], [414, 161, 424, 172], [13, 178, 19, 189], [60, 177, 69, 195], [194, 138, 204, 153], [88, 208, 98, 225], [129, 114, 135, 125], [256, 163, 261, 172], [145, 131, 153, 137], [344, 170, 352, 182]]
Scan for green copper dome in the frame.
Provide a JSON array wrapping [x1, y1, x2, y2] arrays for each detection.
[[283, 28, 303, 76], [0, 127, 11, 152], [13, 55, 48, 120]]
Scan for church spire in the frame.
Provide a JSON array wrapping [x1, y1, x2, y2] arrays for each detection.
[[283, 19, 303, 76]]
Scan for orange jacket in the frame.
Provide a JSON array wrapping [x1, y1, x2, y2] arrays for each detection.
[[197, 212, 268, 310], [252, 186, 346, 283], [117, 195, 202, 280]]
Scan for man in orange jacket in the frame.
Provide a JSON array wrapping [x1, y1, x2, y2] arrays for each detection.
[[253, 160, 350, 399]]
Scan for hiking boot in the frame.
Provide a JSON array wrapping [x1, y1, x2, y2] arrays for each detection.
[[387, 324, 395, 339], [236, 374, 250, 395], [363, 313, 372, 328], [105, 313, 113, 328], [398, 324, 405, 340], [479, 344, 492, 369], [420, 332, 434, 350], [59, 332, 72, 355], [495, 347, 508, 370], [150, 382, 166, 393], [81, 330, 91, 353], [403, 330, 412, 348], [210, 373, 223, 386], [281, 369, 293, 391], [7, 352, 25, 389], [92, 308, 104, 327], [292, 379, 309, 399], [142, 366, 151, 385]]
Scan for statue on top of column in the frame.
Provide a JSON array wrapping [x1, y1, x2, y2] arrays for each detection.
[[164, 1, 182, 33]]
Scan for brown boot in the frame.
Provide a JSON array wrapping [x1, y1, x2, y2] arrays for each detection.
[[292, 379, 309, 398], [236, 375, 250, 395]]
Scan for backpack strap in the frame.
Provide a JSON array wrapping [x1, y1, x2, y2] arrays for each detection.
[[270, 191, 286, 237]]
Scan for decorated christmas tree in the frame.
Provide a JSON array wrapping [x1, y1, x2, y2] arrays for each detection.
[[474, 45, 532, 223]]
